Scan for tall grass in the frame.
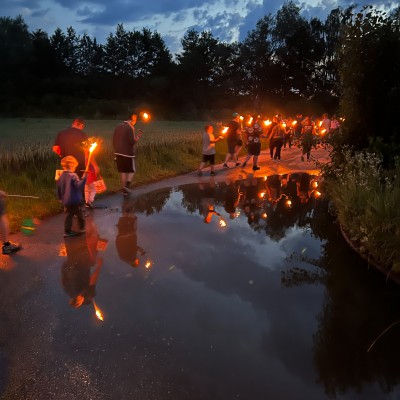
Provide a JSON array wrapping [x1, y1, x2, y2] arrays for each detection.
[[0, 118, 221, 232], [323, 150, 400, 271]]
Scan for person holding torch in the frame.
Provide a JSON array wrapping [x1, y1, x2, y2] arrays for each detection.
[[197, 125, 223, 176], [113, 112, 143, 196]]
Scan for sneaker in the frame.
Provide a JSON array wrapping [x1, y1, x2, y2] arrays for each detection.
[[85, 202, 94, 209], [252, 165, 260, 171], [210, 171, 216, 176], [223, 164, 229, 169], [2, 242, 22, 255], [64, 231, 78, 237]]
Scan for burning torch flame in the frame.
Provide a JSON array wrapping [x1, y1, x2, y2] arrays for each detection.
[[292, 121, 297, 126], [89, 142, 98, 153], [312, 181, 318, 189], [262, 212, 268, 219], [263, 120, 272, 126], [92, 300, 104, 322], [219, 218, 227, 227], [260, 192, 266, 198], [314, 191, 322, 198], [286, 199, 292, 207], [318, 121, 323, 127], [140, 112, 150, 121], [247, 117, 253, 125], [145, 260, 152, 269], [320, 129, 327, 135], [221, 127, 229, 135], [85, 142, 98, 172]]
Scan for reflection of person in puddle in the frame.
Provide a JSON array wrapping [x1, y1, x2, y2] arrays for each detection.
[[288, 173, 313, 204], [61, 222, 103, 308], [116, 199, 145, 267], [241, 173, 261, 225], [198, 177, 225, 224], [223, 179, 242, 220]]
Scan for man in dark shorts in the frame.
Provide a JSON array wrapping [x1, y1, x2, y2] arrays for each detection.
[[223, 113, 242, 168], [113, 113, 143, 195], [53, 118, 88, 178]]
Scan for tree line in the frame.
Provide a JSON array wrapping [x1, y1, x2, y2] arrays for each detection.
[[0, 1, 399, 156]]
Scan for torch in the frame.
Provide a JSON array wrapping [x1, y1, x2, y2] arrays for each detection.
[[92, 299, 104, 322], [85, 142, 97, 172]]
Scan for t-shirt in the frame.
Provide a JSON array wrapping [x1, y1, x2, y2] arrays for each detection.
[[113, 122, 136, 157], [226, 120, 241, 142], [54, 127, 88, 167], [245, 122, 263, 144], [202, 131, 216, 155], [270, 125, 285, 140]]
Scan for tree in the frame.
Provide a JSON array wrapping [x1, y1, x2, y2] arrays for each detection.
[[337, 6, 400, 159]]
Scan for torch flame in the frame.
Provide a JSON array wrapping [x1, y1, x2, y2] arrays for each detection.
[[312, 181, 318, 189], [89, 142, 98, 153], [292, 121, 297, 126], [221, 127, 229, 134], [247, 117, 253, 125], [142, 112, 150, 120], [219, 219, 227, 227], [320, 129, 326, 135], [92, 300, 104, 322], [318, 121, 323, 127], [262, 212, 267, 219], [145, 260, 152, 269], [286, 199, 292, 207], [315, 191, 322, 198], [263, 120, 272, 126], [260, 192, 266, 198]]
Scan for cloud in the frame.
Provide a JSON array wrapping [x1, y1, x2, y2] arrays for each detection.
[[31, 8, 50, 18], [54, 0, 220, 26]]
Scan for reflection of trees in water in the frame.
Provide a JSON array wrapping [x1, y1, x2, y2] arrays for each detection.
[[132, 188, 172, 215], [309, 212, 400, 397]]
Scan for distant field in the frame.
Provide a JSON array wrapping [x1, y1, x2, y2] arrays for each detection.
[[0, 118, 207, 147]]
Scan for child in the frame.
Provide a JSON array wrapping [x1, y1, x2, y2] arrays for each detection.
[[84, 163, 97, 209], [0, 190, 22, 254], [197, 125, 223, 176], [57, 156, 87, 237]]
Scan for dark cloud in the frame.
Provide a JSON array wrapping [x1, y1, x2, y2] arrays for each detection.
[[2, 0, 42, 7], [31, 8, 50, 18], [54, 0, 219, 26]]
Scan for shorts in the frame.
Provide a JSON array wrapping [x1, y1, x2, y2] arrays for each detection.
[[115, 155, 136, 173], [248, 142, 261, 156], [202, 154, 215, 165], [227, 140, 236, 154]]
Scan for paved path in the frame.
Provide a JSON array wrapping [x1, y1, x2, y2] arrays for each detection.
[[126, 144, 331, 198]]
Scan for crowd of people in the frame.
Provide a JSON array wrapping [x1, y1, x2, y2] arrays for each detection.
[[198, 112, 340, 176]]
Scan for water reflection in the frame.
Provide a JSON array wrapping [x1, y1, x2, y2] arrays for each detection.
[[60, 215, 107, 312], [116, 198, 146, 267], [51, 172, 400, 399]]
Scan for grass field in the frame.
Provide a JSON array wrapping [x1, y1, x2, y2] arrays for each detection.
[[1, 118, 233, 232]]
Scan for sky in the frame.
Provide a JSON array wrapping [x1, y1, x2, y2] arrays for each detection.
[[1, 0, 398, 53]]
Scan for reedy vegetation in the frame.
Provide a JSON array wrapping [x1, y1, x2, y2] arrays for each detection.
[[322, 150, 400, 271]]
